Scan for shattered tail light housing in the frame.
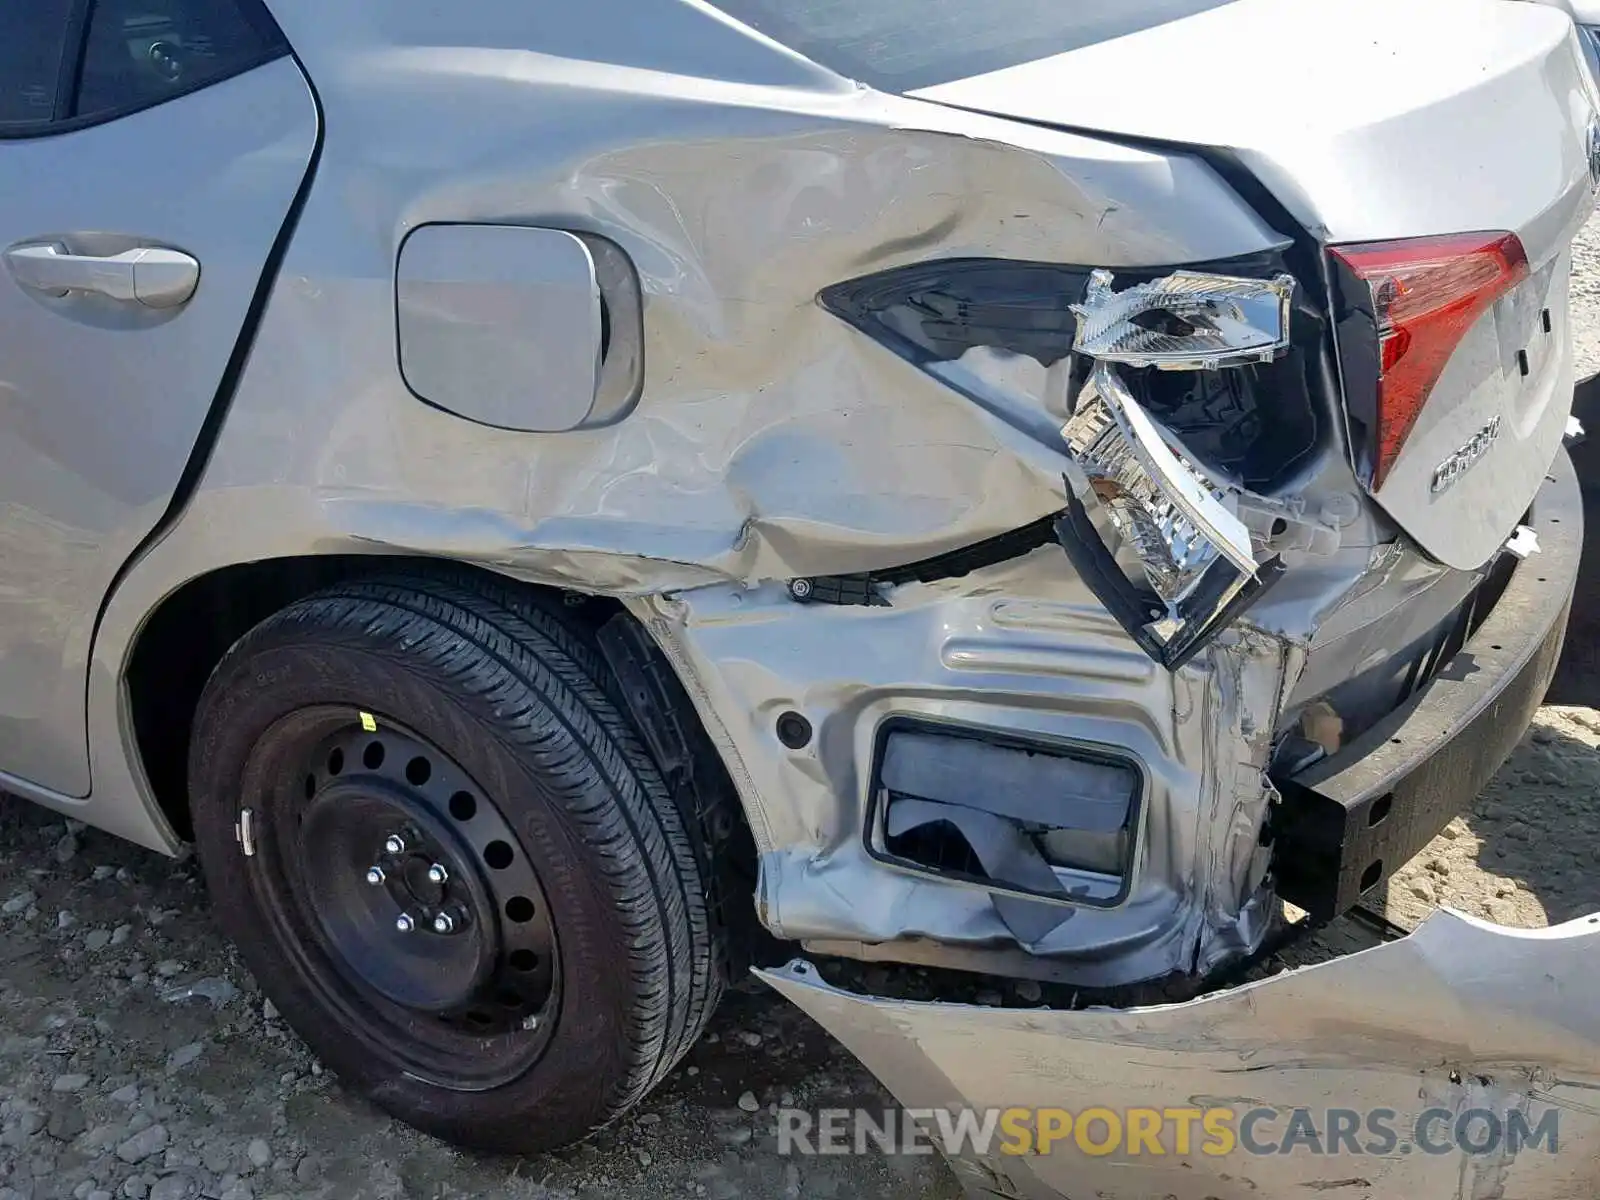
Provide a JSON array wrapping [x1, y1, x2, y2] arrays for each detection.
[[820, 259, 1303, 670], [1071, 269, 1295, 370], [1059, 271, 1292, 668], [1062, 362, 1256, 603], [1330, 231, 1529, 489]]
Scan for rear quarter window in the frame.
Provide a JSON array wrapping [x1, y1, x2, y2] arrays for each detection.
[[710, 0, 1241, 90], [0, 0, 74, 129], [75, 0, 289, 122]]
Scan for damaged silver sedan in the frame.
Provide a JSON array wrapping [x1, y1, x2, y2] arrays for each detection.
[[0, 0, 1595, 1191]]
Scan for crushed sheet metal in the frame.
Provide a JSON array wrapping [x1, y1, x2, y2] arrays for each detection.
[[634, 546, 1288, 986], [760, 908, 1600, 1200]]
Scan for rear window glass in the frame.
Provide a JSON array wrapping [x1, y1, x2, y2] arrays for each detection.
[[710, 0, 1240, 91]]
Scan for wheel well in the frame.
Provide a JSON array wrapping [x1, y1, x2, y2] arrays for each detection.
[[127, 558, 708, 838], [129, 554, 776, 972]]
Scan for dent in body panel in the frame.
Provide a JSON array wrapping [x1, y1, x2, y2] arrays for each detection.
[[626, 548, 1291, 986], [93, 107, 1403, 951], [170, 2, 1292, 589], [76, 2, 1289, 850], [78, 3, 1467, 963]]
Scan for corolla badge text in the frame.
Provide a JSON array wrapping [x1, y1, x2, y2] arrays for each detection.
[[1429, 414, 1501, 495]]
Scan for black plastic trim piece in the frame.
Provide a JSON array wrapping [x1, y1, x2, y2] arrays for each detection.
[[791, 513, 1059, 606], [862, 715, 1145, 912], [1167, 555, 1286, 671], [1272, 452, 1582, 920], [52, 0, 93, 122], [1053, 492, 1166, 659], [820, 244, 1335, 493]]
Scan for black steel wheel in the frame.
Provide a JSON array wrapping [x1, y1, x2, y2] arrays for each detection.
[[188, 571, 724, 1151]]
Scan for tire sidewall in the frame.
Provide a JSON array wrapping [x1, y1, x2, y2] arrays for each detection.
[[190, 630, 642, 1150]]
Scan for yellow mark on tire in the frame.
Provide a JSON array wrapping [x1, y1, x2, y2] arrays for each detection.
[[359, 711, 378, 733]]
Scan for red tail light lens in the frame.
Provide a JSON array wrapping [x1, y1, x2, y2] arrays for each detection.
[[1331, 231, 1528, 489]]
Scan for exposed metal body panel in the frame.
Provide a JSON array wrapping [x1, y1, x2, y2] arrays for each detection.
[[0, 0, 1584, 1187], [628, 548, 1284, 986], [0, 0, 1568, 1068], [624, 507, 1476, 983]]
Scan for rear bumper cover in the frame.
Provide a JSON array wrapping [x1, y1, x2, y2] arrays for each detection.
[[761, 909, 1600, 1199], [1275, 448, 1582, 919]]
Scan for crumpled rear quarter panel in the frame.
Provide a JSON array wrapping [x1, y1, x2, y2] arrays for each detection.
[[145, 0, 1287, 592]]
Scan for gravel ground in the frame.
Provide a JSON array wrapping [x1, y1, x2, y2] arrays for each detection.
[[2, 223, 1600, 1200]]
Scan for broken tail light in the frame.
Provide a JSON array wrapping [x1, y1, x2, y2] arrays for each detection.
[[1061, 271, 1293, 668], [1330, 232, 1529, 490], [1062, 362, 1256, 602], [820, 258, 1302, 669], [1071, 268, 1294, 370]]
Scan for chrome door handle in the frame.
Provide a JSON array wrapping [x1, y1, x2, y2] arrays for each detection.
[[4, 243, 199, 308]]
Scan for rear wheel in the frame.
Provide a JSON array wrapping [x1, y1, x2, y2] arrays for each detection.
[[187, 573, 723, 1151]]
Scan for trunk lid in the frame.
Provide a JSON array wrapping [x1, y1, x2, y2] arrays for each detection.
[[913, 0, 1599, 568]]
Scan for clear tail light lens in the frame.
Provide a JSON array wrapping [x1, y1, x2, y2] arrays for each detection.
[[1062, 361, 1256, 604], [1330, 231, 1528, 490], [819, 258, 1304, 669], [1071, 268, 1294, 370]]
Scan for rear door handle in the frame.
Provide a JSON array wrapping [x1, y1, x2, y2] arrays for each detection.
[[4, 243, 199, 308]]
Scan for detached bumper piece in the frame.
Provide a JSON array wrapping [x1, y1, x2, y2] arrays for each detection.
[[1057, 271, 1295, 669], [1273, 449, 1582, 920], [761, 906, 1600, 1200], [865, 721, 1141, 943]]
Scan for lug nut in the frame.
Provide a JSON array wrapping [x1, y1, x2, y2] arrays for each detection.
[[365, 866, 385, 886], [431, 912, 455, 935], [395, 913, 415, 934], [384, 835, 407, 855], [426, 863, 449, 885]]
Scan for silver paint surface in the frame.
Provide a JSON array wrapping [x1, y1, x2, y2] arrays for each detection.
[[916, 0, 1598, 570], [58, 0, 1287, 852], [914, 0, 1598, 249], [0, 60, 317, 796], [0, 5, 1562, 1190], [0, 0, 1566, 1001], [396, 224, 604, 432], [1370, 253, 1579, 570], [632, 548, 1280, 986]]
